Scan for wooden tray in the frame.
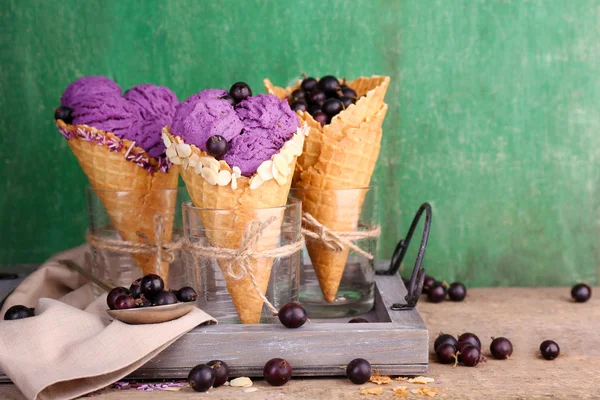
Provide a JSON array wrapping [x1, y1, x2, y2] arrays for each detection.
[[130, 272, 428, 379]]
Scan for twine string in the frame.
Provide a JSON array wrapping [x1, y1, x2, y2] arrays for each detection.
[[87, 214, 304, 316], [301, 212, 381, 260]]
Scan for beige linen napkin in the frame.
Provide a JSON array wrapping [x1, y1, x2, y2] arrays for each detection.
[[0, 245, 215, 400]]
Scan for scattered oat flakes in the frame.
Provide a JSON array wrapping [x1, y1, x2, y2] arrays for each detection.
[[360, 387, 383, 395], [395, 377, 408, 381], [369, 374, 392, 385], [408, 376, 435, 384], [411, 387, 439, 397], [392, 386, 410, 398], [243, 387, 258, 393], [230, 377, 253, 388]]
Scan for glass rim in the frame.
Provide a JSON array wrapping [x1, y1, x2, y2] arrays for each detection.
[[182, 197, 301, 212], [86, 185, 186, 194]]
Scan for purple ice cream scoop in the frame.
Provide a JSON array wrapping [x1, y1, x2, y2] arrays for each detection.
[[125, 84, 179, 158], [224, 94, 299, 176], [71, 95, 137, 138], [60, 76, 122, 109], [59, 77, 178, 158], [171, 89, 243, 151]]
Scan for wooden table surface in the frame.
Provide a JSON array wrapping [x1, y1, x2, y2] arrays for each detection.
[[1, 287, 598, 399]]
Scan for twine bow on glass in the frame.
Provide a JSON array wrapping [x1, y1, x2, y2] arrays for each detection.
[[300, 212, 381, 260], [182, 216, 304, 314], [85, 214, 182, 276]]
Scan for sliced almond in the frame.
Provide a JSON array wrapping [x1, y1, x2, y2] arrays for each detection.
[[279, 148, 295, 164], [175, 143, 192, 158], [232, 166, 242, 178], [249, 175, 264, 190], [182, 158, 189, 170], [201, 167, 218, 185], [231, 174, 238, 190], [217, 169, 232, 186], [230, 377, 252, 388], [193, 162, 203, 175], [242, 387, 258, 393], [271, 161, 280, 181], [273, 154, 290, 176], [284, 140, 302, 156], [161, 132, 172, 148], [170, 156, 182, 165], [165, 146, 177, 159], [257, 160, 274, 181], [274, 170, 287, 186]]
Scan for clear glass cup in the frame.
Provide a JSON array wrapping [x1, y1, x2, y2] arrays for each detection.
[[87, 186, 190, 295], [291, 187, 378, 318], [182, 198, 302, 324]]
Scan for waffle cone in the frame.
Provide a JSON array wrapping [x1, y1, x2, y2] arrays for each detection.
[[165, 127, 303, 323], [57, 121, 179, 285], [265, 76, 390, 302]]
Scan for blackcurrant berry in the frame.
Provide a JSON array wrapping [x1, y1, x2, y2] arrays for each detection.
[[346, 358, 371, 384], [206, 135, 229, 159], [301, 77, 318, 92], [571, 283, 591, 302], [540, 340, 560, 360], [461, 345, 482, 367], [278, 302, 308, 329], [134, 296, 152, 308], [188, 364, 215, 392], [318, 75, 340, 95], [4, 305, 31, 320], [290, 101, 308, 112], [176, 286, 198, 302], [290, 89, 306, 101], [490, 337, 513, 360], [129, 280, 142, 299], [312, 111, 328, 126], [107, 287, 130, 310], [229, 82, 252, 104], [154, 291, 178, 306], [322, 98, 344, 117], [458, 333, 481, 349], [140, 274, 164, 300], [434, 333, 458, 351], [114, 295, 135, 310], [427, 284, 446, 303], [307, 89, 326, 106], [448, 282, 467, 302], [435, 343, 457, 364], [423, 275, 436, 294], [263, 358, 292, 386], [207, 360, 229, 387], [54, 106, 73, 124]]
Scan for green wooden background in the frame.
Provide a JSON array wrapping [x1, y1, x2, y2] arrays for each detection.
[[1, 0, 599, 286]]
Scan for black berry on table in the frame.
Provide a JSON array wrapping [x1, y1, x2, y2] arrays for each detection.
[[263, 358, 292, 386], [346, 358, 371, 384], [188, 364, 216, 392], [571, 283, 591, 303], [207, 360, 229, 387]]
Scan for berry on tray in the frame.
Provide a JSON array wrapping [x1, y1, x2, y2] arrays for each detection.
[[114, 295, 135, 310], [278, 302, 308, 329]]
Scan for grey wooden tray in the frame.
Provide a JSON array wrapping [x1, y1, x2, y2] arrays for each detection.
[[130, 272, 428, 379]]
